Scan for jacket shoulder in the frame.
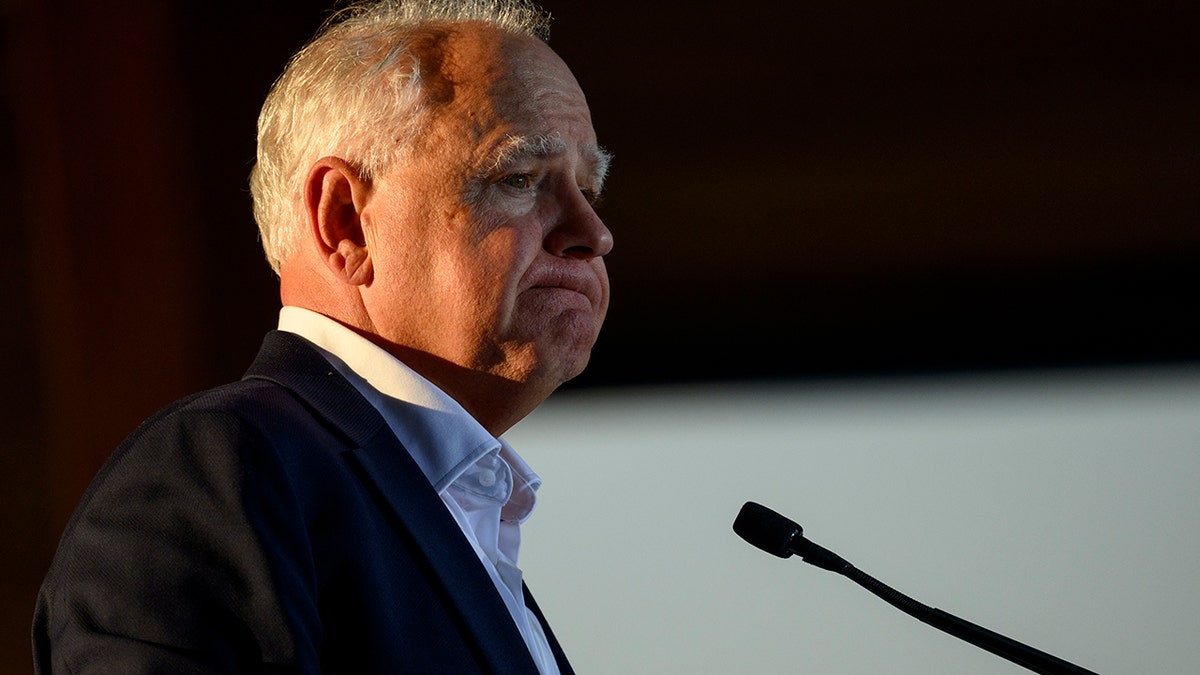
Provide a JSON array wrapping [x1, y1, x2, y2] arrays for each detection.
[[35, 377, 337, 671]]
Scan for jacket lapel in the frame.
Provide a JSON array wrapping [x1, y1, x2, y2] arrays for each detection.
[[524, 584, 576, 675], [245, 331, 541, 674]]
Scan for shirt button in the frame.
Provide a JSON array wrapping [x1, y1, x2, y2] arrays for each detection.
[[478, 470, 496, 488]]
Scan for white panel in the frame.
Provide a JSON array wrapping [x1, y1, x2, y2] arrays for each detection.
[[508, 365, 1200, 674]]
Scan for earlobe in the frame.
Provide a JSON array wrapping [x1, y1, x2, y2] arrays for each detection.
[[304, 156, 373, 286]]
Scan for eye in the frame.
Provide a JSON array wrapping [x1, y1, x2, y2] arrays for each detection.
[[499, 173, 533, 190], [580, 186, 602, 206]]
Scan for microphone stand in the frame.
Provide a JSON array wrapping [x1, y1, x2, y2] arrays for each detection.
[[836, 560, 1097, 675], [735, 502, 1099, 675]]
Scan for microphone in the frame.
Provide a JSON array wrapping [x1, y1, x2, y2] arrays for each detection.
[[733, 501, 1099, 675], [732, 500, 850, 572]]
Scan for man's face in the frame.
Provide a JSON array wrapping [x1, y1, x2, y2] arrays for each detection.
[[359, 27, 612, 399]]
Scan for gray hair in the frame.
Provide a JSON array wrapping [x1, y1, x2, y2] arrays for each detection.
[[249, 0, 552, 274]]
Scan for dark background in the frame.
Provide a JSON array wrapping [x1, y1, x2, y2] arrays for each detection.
[[3, 1, 1196, 671]]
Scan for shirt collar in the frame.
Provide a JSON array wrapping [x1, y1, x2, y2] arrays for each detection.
[[499, 440, 540, 523], [277, 306, 531, 495]]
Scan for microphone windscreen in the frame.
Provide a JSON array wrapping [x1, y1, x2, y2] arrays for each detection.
[[733, 501, 802, 558]]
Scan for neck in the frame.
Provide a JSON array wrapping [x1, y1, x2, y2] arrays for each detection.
[[367, 340, 553, 436]]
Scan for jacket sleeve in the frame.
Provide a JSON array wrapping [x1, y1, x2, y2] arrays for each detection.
[[33, 401, 322, 674]]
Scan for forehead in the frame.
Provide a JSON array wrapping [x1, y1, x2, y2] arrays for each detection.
[[420, 25, 597, 158], [443, 25, 580, 99]]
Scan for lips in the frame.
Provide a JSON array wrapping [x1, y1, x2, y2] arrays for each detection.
[[522, 260, 603, 307]]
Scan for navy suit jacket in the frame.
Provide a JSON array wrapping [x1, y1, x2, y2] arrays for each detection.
[[34, 330, 573, 674]]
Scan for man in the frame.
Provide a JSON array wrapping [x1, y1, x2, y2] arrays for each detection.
[[33, 0, 611, 672]]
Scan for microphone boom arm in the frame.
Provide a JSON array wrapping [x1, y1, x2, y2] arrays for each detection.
[[734, 501, 1099, 675]]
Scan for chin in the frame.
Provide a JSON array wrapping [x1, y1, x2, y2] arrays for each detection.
[[558, 352, 592, 384], [504, 310, 603, 385], [523, 344, 593, 390]]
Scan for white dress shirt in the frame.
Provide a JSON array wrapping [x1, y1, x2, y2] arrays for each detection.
[[278, 307, 560, 675]]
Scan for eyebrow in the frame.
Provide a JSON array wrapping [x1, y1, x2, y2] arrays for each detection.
[[487, 134, 566, 170], [485, 133, 612, 189]]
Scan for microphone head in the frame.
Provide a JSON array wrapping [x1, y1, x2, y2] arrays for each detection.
[[733, 501, 803, 558]]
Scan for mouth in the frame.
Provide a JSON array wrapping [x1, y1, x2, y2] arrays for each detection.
[[523, 262, 603, 306]]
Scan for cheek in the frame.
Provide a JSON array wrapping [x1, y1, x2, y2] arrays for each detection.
[[440, 233, 528, 330], [477, 225, 537, 285]]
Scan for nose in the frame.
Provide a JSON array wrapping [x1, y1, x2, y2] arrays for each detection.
[[544, 185, 613, 261]]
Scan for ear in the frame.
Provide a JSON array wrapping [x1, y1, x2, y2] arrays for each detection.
[[303, 156, 374, 286]]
